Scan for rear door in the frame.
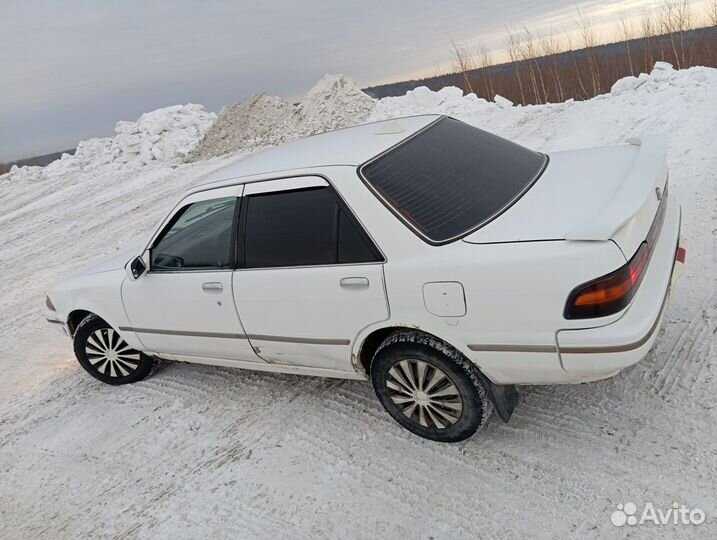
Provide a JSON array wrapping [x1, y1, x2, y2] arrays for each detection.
[[121, 185, 262, 363], [232, 176, 389, 372]]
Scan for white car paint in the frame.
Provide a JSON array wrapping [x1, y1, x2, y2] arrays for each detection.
[[45, 114, 682, 387]]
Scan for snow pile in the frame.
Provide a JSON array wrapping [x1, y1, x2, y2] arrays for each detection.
[[609, 62, 713, 98], [3, 138, 118, 185], [371, 62, 710, 122], [610, 62, 676, 96], [1, 103, 216, 185], [2, 63, 711, 184], [493, 94, 514, 109], [609, 73, 649, 95], [295, 74, 375, 137], [113, 104, 216, 162], [187, 74, 375, 161], [187, 94, 298, 162], [370, 85, 492, 118]]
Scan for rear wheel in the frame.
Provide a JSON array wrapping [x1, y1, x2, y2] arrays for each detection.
[[73, 314, 155, 385], [371, 332, 492, 442]]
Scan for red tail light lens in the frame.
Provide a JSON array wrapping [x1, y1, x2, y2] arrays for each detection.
[[565, 242, 649, 319], [45, 295, 56, 311], [566, 181, 669, 319]]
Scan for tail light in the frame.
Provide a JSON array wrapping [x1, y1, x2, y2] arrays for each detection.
[[564, 243, 649, 319], [565, 181, 670, 319], [45, 295, 56, 311]]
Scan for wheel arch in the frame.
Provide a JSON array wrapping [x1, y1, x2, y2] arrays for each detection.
[[355, 324, 519, 423], [66, 306, 147, 354], [67, 308, 119, 336], [356, 325, 480, 377], [67, 309, 96, 336]]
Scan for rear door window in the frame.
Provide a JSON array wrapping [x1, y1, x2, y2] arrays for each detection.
[[242, 186, 381, 268]]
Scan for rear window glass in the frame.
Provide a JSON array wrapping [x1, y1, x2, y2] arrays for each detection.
[[360, 117, 547, 243]]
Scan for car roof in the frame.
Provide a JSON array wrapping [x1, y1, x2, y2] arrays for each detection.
[[192, 114, 441, 190]]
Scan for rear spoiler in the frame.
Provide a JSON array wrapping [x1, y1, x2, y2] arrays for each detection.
[[565, 135, 668, 241]]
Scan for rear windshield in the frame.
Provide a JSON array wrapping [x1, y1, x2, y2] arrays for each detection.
[[359, 117, 547, 244]]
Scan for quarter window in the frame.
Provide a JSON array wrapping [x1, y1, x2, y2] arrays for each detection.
[[243, 186, 381, 268], [151, 196, 237, 271]]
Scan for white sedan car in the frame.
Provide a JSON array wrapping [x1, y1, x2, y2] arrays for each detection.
[[45, 115, 684, 442]]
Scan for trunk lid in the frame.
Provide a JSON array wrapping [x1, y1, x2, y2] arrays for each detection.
[[462, 137, 668, 259]]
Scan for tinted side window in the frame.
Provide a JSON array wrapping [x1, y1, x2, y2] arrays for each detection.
[[338, 208, 377, 263], [243, 186, 381, 268], [151, 197, 237, 271], [244, 188, 336, 268]]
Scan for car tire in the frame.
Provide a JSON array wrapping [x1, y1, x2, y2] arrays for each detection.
[[73, 314, 156, 385], [370, 331, 493, 442]]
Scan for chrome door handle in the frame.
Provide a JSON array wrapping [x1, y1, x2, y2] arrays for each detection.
[[202, 282, 223, 293], [340, 277, 369, 289]]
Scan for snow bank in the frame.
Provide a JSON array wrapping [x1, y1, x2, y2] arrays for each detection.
[[187, 74, 374, 161], [370, 85, 493, 118], [187, 94, 298, 162], [1, 103, 215, 185], [114, 104, 216, 163], [607, 62, 711, 97], [295, 74, 374, 137], [493, 94, 514, 109], [3, 62, 712, 185]]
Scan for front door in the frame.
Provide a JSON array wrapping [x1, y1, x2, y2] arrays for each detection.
[[232, 176, 389, 371], [122, 186, 261, 363]]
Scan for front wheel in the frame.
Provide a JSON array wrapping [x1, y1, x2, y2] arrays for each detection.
[[371, 332, 492, 442], [73, 314, 156, 385]]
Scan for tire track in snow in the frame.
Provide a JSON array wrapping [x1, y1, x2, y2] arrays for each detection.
[[281, 387, 561, 538], [650, 294, 715, 397]]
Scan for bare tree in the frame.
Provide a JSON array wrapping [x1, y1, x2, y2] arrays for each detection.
[[476, 41, 495, 99], [577, 9, 602, 94], [564, 31, 590, 100], [541, 27, 565, 102], [518, 27, 539, 102], [520, 26, 548, 103], [619, 10, 635, 76], [425, 7, 712, 107], [658, 0, 693, 69], [707, 0, 717, 66], [505, 28, 526, 105], [708, 0, 717, 25], [448, 35, 475, 94], [640, 9, 655, 71]]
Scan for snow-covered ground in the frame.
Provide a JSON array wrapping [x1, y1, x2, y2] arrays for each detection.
[[1, 64, 715, 539]]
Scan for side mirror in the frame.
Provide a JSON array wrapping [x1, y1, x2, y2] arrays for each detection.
[[130, 256, 147, 279]]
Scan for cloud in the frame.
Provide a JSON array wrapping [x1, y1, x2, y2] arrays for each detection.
[[0, 0, 674, 160]]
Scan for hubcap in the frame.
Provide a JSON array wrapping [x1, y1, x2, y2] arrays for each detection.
[[85, 328, 141, 378], [386, 359, 463, 429]]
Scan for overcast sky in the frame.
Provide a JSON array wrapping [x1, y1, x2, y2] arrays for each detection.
[[0, 0, 705, 161]]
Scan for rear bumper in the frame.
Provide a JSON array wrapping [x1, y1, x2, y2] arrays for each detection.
[[556, 193, 682, 381]]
